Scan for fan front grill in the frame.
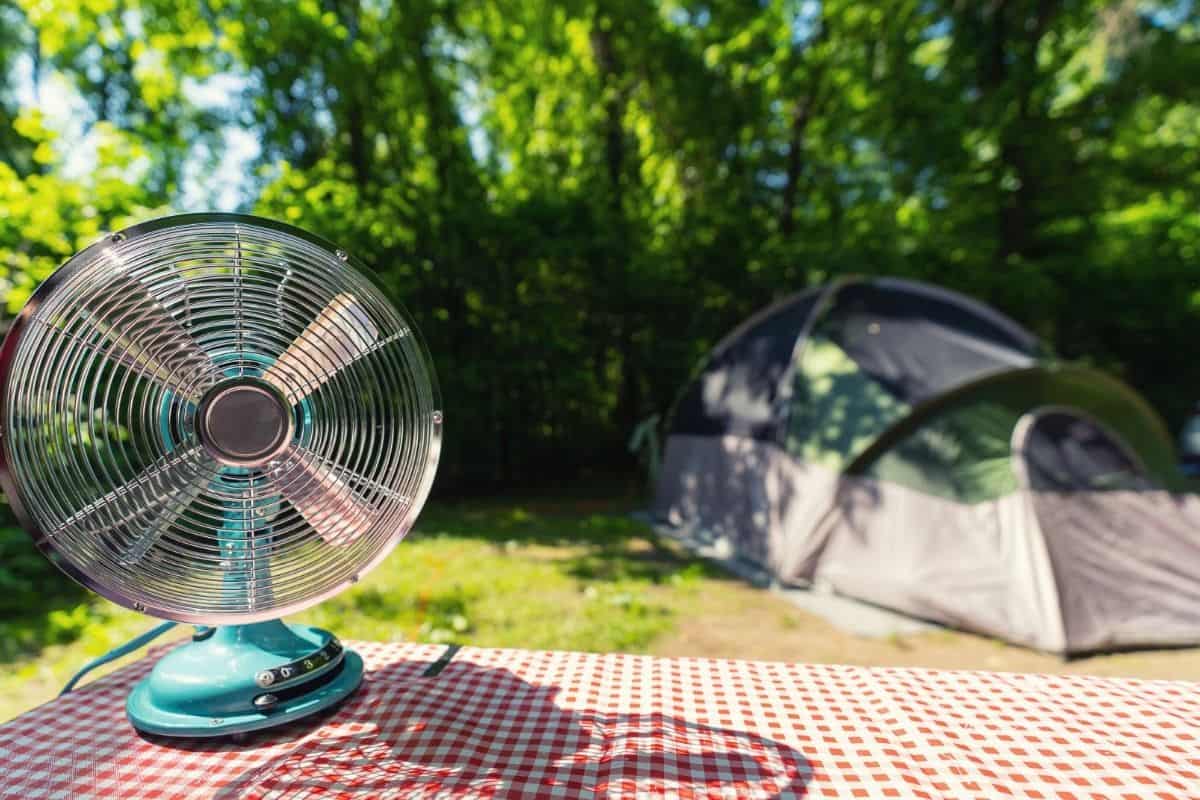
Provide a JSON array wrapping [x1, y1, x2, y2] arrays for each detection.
[[0, 215, 441, 623]]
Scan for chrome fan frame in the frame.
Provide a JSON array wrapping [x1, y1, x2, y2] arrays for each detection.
[[0, 213, 443, 626]]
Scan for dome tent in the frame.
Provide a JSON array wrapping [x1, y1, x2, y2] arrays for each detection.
[[654, 277, 1200, 654]]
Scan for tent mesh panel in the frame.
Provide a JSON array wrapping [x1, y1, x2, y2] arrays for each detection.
[[819, 280, 1038, 405], [1020, 410, 1154, 492], [865, 400, 1020, 503], [782, 278, 1036, 469], [858, 369, 1176, 503], [786, 335, 910, 470]]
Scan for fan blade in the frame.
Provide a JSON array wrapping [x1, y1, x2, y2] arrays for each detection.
[[51, 446, 218, 564], [273, 447, 376, 546], [262, 293, 379, 405], [82, 270, 215, 399], [119, 474, 211, 566]]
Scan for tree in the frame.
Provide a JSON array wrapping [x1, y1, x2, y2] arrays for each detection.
[[1, 0, 1197, 488]]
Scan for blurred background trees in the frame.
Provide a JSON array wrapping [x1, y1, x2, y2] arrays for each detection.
[[1, 0, 1197, 491]]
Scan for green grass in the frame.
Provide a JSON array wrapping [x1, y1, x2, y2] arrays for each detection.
[[0, 498, 719, 722], [7, 494, 1199, 723], [296, 505, 702, 651]]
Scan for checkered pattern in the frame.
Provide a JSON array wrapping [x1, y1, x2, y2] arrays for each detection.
[[1, 642, 1197, 798]]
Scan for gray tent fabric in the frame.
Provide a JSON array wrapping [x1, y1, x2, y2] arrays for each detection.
[[812, 477, 1066, 651], [1014, 409, 1200, 652], [655, 277, 1196, 655], [656, 435, 785, 570], [656, 433, 842, 578], [814, 427, 1200, 654], [1028, 490, 1200, 652]]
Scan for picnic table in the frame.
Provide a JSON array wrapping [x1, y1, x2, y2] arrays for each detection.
[[1, 641, 1196, 798]]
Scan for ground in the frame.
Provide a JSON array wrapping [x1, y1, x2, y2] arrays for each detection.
[[2, 493, 1198, 722]]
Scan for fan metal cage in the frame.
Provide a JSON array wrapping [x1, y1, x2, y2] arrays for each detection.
[[0, 213, 442, 624]]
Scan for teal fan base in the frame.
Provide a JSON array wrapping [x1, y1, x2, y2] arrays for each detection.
[[127, 621, 364, 737]]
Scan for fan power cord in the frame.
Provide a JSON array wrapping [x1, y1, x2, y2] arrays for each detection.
[[59, 621, 178, 696]]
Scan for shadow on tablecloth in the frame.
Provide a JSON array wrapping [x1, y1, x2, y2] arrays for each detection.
[[149, 655, 811, 799]]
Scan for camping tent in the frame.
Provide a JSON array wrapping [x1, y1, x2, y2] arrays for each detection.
[[654, 277, 1200, 654]]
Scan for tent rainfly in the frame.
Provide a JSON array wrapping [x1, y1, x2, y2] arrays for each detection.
[[654, 277, 1200, 655]]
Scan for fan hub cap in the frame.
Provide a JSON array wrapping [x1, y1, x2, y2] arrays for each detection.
[[197, 380, 293, 467]]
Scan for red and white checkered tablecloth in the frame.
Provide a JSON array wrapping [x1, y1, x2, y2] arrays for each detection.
[[1, 641, 1197, 799]]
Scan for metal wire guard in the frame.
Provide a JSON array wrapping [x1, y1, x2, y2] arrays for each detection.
[[0, 214, 441, 624]]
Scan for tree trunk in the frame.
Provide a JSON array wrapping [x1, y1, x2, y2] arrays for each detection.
[[779, 14, 828, 237], [346, 96, 369, 189], [993, 1, 1059, 267], [781, 99, 813, 237], [589, 18, 642, 439], [590, 24, 624, 214]]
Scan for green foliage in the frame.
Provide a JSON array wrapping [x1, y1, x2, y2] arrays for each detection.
[[0, 526, 66, 612], [0, 525, 91, 662], [1, 1, 1198, 487]]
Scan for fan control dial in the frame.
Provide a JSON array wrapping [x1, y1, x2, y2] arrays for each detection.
[[254, 638, 344, 688]]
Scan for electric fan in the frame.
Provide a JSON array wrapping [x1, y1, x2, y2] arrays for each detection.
[[0, 213, 442, 736]]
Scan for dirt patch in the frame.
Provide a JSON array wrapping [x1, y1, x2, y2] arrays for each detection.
[[651, 577, 1200, 680]]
